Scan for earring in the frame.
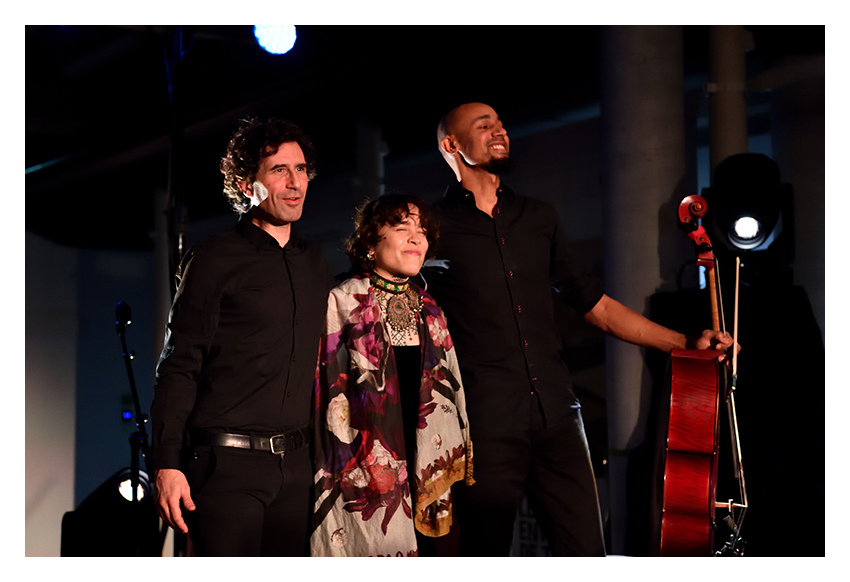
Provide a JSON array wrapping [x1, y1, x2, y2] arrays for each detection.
[[366, 250, 375, 263]]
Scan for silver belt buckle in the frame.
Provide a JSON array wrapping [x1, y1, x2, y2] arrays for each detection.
[[269, 434, 288, 455]]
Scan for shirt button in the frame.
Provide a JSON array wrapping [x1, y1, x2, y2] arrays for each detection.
[[501, 237, 506, 245], [524, 340, 529, 348], [517, 305, 522, 314]]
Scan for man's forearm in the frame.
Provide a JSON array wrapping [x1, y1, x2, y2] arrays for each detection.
[[584, 294, 688, 353]]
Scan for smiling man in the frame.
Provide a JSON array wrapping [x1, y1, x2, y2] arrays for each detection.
[[423, 102, 734, 556], [150, 117, 333, 556]]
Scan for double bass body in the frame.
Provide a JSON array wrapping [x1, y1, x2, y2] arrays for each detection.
[[653, 349, 724, 556]]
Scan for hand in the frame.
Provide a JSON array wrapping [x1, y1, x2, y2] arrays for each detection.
[[687, 330, 740, 362], [154, 468, 195, 534]]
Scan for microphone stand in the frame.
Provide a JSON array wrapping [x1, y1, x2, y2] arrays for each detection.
[[115, 300, 164, 555]]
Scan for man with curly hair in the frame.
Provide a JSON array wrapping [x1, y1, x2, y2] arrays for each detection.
[[150, 117, 333, 556]]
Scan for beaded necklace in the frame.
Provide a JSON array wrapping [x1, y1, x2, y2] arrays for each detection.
[[369, 271, 422, 346]]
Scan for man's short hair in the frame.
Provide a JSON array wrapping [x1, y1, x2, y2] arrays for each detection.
[[220, 117, 317, 214]]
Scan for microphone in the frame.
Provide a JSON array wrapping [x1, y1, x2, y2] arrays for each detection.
[[115, 301, 132, 334]]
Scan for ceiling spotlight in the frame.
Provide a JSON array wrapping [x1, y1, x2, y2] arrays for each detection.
[[254, 25, 297, 55]]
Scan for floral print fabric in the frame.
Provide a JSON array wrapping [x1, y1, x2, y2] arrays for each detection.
[[311, 275, 473, 557]]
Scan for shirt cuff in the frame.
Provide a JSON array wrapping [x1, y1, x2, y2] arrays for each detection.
[[150, 445, 182, 473]]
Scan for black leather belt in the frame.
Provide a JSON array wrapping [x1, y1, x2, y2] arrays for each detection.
[[188, 427, 311, 456]]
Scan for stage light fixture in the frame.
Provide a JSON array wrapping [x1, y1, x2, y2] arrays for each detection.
[[700, 153, 794, 287], [727, 214, 767, 250], [61, 468, 160, 556], [118, 476, 146, 502], [702, 153, 792, 253], [732, 216, 760, 242], [254, 25, 297, 55]]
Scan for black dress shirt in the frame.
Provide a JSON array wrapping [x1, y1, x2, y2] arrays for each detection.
[[422, 183, 604, 434], [150, 216, 333, 471]]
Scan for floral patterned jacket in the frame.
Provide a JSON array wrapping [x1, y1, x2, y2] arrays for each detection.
[[311, 274, 473, 557]]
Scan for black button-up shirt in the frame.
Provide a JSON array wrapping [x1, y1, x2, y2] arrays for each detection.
[[150, 216, 333, 471], [422, 183, 603, 434]]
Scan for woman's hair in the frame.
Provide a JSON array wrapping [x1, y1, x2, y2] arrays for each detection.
[[346, 193, 439, 273], [219, 117, 317, 214]]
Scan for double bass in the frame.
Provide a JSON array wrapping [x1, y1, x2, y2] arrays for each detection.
[[651, 194, 748, 556]]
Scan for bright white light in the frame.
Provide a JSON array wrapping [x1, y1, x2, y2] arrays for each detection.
[[733, 217, 760, 240], [118, 479, 145, 501], [254, 25, 297, 55]]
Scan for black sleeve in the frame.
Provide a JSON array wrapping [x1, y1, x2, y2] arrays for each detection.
[[548, 207, 604, 315], [149, 248, 221, 471]]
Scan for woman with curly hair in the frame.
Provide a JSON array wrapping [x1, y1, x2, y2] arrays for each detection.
[[311, 194, 474, 557]]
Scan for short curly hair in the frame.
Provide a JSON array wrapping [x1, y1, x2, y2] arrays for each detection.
[[346, 194, 439, 273], [219, 117, 317, 213]]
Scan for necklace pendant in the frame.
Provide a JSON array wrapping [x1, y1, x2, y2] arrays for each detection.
[[386, 294, 412, 332]]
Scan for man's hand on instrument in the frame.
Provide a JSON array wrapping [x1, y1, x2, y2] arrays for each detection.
[[154, 468, 195, 534], [688, 330, 740, 362]]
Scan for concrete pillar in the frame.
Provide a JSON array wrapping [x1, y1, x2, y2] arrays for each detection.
[[356, 118, 388, 201], [600, 25, 689, 555], [708, 26, 750, 179]]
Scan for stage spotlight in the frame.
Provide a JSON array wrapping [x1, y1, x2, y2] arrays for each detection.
[[118, 475, 146, 501], [61, 468, 160, 556], [254, 25, 297, 55], [701, 153, 794, 286], [704, 154, 783, 251], [703, 153, 791, 252], [732, 216, 760, 243]]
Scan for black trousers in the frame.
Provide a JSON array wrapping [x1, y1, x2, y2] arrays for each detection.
[[455, 402, 606, 557], [182, 443, 312, 556]]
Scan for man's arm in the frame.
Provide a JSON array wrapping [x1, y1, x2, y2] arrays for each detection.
[[150, 248, 219, 533], [583, 294, 736, 356]]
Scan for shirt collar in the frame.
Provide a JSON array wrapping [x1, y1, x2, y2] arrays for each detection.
[[236, 213, 306, 252], [443, 181, 516, 208]]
